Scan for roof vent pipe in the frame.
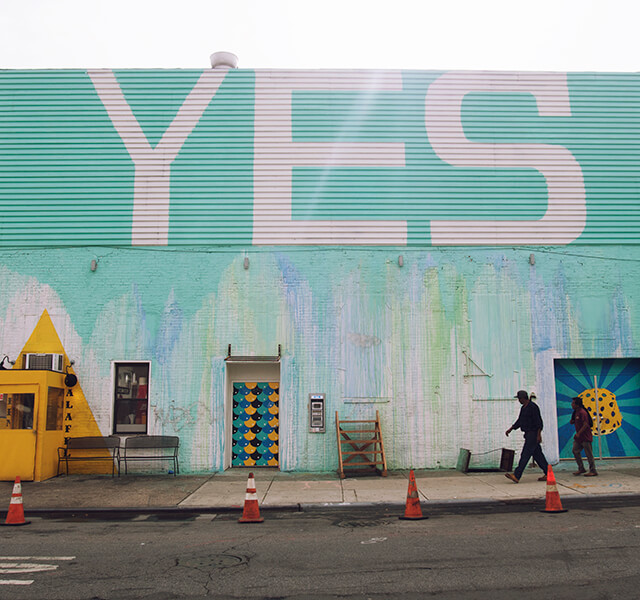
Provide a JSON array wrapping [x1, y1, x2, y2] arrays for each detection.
[[210, 51, 238, 69]]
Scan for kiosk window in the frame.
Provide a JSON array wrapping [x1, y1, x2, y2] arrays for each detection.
[[114, 362, 149, 434], [0, 393, 35, 430], [46, 387, 64, 430]]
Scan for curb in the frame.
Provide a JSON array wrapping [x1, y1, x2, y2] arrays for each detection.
[[5, 492, 640, 520]]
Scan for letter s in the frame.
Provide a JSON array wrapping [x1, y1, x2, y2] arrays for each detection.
[[425, 71, 585, 245]]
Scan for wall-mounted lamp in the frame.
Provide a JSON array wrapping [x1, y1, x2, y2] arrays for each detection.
[[90, 259, 98, 272], [64, 365, 78, 387], [243, 257, 250, 270], [398, 255, 404, 267], [0, 355, 14, 370], [529, 253, 535, 266]]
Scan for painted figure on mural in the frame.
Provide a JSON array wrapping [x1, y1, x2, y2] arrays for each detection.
[[504, 390, 549, 483], [571, 396, 598, 477]]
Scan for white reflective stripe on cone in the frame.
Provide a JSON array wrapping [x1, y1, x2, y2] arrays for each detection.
[[9, 497, 23, 505]]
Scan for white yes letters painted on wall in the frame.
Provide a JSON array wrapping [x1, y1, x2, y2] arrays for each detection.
[[425, 71, 586, 245], [89, 69, 585, 247], [89, 69, 227, 246]]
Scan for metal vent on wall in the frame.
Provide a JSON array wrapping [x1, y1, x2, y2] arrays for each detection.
[[24, 353, 64, 372]]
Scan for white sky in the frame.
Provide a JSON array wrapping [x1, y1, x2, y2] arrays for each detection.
[[1, 0, 638, 72]]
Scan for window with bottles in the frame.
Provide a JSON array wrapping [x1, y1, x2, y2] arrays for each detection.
[[114, 362, 149, 434]]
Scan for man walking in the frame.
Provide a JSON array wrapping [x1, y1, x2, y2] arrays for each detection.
[[571, 396, 597, 477], [504, 390, 549, 483]]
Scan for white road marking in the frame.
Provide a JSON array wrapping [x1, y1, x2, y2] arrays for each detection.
[[1, 556, 75, 561], [0, 563, 58, 574], [0, 556, 75, 585]]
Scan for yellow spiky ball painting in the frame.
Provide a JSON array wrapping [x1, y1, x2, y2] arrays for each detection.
[[577, 388, 622, 436]]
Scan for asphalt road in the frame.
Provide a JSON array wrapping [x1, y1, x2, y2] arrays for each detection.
[[2, 502, 640, 599]]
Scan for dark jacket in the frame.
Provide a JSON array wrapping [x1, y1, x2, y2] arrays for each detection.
[[512, 401, 543, 433]]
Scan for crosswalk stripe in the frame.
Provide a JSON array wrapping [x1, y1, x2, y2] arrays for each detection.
[[0, 563, 59, 574], [1, 556, 75, 561], [0, 556, 76, 584]]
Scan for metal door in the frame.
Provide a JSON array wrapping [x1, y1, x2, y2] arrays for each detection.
[[232, 382, 279, 467], [0, 388, 38, 480], [555, 358, 640, 458]]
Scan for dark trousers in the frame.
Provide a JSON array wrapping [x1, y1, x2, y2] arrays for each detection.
[[572, 438, 596, 473], [514, 431, 549, 480]]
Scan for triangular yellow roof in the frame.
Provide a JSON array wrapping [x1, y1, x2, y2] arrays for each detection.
[[19, 309, 65, 356]]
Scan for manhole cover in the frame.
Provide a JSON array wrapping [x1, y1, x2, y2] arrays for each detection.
[[336, 519, 392, 528], [178, 554, 248, 569]]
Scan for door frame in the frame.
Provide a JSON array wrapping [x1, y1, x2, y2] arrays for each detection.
[[224, 360, 280, 470]]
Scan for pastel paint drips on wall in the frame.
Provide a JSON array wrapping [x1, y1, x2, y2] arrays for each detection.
[[0, 246, 636, 472]]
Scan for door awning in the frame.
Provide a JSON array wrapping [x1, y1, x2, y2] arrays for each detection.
[[224, 344, 281, 362]]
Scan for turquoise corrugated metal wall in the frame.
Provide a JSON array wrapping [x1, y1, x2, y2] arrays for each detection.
[[1, 68, 639, 246]]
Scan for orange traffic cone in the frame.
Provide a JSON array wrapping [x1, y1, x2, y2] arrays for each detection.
[[2, 476, 30, 526], [541, 465, 567, 514], [238, 472, 264, 523], [399, 470, 428, 520]]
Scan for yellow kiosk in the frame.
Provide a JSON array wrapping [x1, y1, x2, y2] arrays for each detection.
[[0, 368, 65, 481], [0, 310, 104, 482]]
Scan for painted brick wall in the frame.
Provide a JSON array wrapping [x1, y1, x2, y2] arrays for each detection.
[[0, 244, 636, 471]]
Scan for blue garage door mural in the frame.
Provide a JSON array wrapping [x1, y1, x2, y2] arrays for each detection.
[[555, 358, 640, 458]]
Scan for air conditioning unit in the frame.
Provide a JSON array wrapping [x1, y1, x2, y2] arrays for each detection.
[[24, 353, 64, 372]]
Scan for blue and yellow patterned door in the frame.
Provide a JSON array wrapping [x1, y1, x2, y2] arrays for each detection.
[[555, 358, 640, 458], [232, 382, 279, 467]]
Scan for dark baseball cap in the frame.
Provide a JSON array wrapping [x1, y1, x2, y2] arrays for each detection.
[[515, 390, 529, 400]]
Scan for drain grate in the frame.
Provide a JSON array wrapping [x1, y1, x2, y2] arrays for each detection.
[[336, 519, 392, 528], [178, 554, 248, 569]]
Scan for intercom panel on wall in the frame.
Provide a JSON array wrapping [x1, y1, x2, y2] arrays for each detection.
[[309, 393, 325, 433]]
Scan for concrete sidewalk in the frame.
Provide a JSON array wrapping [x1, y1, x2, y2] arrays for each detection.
[[3, 460, 640, 515]]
